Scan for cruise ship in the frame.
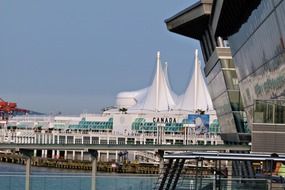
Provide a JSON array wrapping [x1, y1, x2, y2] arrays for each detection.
[[0, 50, 222, 162]]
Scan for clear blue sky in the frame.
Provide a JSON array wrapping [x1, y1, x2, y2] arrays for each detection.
[[0, 0, 200, 115]]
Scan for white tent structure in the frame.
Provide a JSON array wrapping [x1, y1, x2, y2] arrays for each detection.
[[130, 52, 177, 112], [116, 52, 177, 113], [114, 50, 214, 114], [175, 49, 213, 112], [116, 88, 148, 109]]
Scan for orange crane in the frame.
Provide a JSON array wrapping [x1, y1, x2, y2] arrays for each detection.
[[0, 98, 29, 120]]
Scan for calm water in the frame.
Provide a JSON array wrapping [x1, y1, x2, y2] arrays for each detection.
[[0, 162, 157, 190]]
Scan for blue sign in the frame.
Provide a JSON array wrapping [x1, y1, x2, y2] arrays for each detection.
[[188, 114, 209, 134]]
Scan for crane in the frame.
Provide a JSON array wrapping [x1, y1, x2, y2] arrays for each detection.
[[0, 98, 29, 121]]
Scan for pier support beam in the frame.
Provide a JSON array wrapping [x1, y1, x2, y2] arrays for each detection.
[[156, 150, 164, 174], [20, 149, 34, 190], [89, 150, 98, 190], [227, 160, 232, 190]]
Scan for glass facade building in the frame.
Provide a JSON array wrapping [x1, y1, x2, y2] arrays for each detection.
[[166, 0, 285, 153], [165, 0, 249, 144], [227, 0, 285, 153], [206, 57, 249, 143]]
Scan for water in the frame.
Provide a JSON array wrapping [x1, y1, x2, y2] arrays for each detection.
[[0, 162, 157, 190]]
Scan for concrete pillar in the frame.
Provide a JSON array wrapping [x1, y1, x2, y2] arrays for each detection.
[[227, 160, 232, 190], [89, 150, 98, 190], [20, 149, 33, 190], [26, 157, 31, 190], [81, 151, 84, 161], [157, 150, 164, 174], [184, 125, 190, 145], [72, 151, 75, 160], [52, 134, 55, 144], [44, 134, 48, 144], [98, 151, 101, 161], [40, 134, 43, 144], [49, 134, 52, 144], [41, 150, 44, 158], [52, 150, 55, 159]]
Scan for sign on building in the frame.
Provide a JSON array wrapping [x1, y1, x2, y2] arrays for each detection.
[[188, 114, 209, 134]]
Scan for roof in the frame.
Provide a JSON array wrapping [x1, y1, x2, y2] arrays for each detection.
[[165, 0, 213, 40], [165, 0, 262, 39]]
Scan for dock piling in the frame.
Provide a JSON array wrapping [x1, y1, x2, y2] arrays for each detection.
[[19, 149, 34, 190]]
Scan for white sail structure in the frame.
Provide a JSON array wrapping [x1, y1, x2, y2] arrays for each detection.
[[116, 88, 148, 109], [114, 50, 213, 114], [129, 52, 177, 112], [175, 49, 213, 112], [116, 52, 176, 113]]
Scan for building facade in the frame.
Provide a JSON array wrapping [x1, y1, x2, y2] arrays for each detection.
[[0, 115, 222, 161], [165, 0, 249, 144], [226, 0, 285, 153], [166, 0, 285, 153]]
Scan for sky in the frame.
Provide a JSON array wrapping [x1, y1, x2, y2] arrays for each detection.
[[0, 0, 200, 115]]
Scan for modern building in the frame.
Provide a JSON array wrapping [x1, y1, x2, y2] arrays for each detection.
[[166, 0, 285, 154], [165, 0, 249, 145]]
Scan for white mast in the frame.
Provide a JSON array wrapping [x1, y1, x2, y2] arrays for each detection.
[[155, 51, 160, 112], [194, 49, 198, 111], [164, 61, 170, 89]]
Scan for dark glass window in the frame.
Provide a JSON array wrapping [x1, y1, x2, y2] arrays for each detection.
[[229, 0, 274, 55], [67, 136, 74, 144], [254, 100, 277, 123], [232, 13, 281, 80], [275, 104, 285, 123], [223, 70, 239, 90], [228, 91, 244, 111], [213, 92, 232, 116], [206, 61, 221, 83], [233, 112, 249, 133]]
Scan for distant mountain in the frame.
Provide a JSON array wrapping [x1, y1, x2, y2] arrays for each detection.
[[14, 110, 46, 116]]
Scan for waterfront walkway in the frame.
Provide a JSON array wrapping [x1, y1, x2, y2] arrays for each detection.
[[0, 143, 250, 190], [0, 143, 250, 151]]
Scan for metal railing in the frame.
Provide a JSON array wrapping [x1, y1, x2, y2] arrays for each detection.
[[0, 172, 156, 190]]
